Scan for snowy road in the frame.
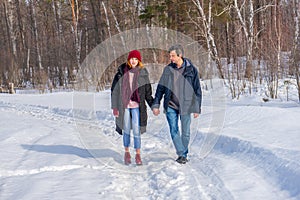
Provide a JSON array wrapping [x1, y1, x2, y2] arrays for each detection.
[[0, 92, 299, 199]]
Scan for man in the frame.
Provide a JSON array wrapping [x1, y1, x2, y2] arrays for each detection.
[[152, 44, 202, 164]]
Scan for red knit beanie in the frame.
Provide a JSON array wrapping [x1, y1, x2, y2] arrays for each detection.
[[127, 50, 142, 62]]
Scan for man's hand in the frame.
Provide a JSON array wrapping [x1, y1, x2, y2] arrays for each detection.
[[193, 113, 199, 118], [153, 108, 160, 116]]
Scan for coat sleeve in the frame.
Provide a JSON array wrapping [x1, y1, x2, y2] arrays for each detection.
[[111, 71, 121, 109], [152, 67, 168, 109], [144, 73, 154, 108], [192, 67, 202, 113]]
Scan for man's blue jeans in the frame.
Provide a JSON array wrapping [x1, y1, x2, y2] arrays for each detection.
[[123, 108, 141, 149], [166, 107, 191, 158]]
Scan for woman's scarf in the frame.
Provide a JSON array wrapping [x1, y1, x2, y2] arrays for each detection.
[[122, 65, 140, 108]]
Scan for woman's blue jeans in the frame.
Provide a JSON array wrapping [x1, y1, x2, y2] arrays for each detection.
[[123, 108, 141, 149], [166, 107, 191, 157]]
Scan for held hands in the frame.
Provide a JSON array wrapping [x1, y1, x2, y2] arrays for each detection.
[[152, 108, 160, 116], [152, 109, 199, 118], [113, 108, 119, 117]]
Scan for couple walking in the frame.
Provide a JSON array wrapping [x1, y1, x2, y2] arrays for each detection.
[[111, 45, 202, 165]]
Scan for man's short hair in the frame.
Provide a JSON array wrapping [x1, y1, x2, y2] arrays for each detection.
[[168, 44, 184, 56]]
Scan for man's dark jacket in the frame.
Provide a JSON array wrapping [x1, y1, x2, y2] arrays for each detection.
[[152, 58, 202, 115]]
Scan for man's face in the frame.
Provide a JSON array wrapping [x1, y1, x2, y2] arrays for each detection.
[[169, 50, 182, 65]]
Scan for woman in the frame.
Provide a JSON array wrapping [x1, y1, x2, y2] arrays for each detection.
[[111, 50, 153, 165]]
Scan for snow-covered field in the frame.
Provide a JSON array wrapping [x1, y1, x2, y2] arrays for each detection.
[[0, 84, 300, 200]]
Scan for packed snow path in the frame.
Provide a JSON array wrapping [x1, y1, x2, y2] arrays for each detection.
[[0, 92, 299, 200]]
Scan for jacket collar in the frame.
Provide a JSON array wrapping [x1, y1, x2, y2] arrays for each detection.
[[168, 58, 193, 75]]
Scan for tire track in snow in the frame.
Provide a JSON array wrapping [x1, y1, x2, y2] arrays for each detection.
[[210, 102, 300, 199], [213, 134, 300, 198], [186, 157, 234, 200], [0, 165, 104, 178]]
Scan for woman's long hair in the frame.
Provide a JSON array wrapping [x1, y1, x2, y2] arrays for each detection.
[[127, 60, 144, 69]]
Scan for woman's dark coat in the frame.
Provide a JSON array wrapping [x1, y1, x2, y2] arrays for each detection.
[[111, 63, 153, 134]]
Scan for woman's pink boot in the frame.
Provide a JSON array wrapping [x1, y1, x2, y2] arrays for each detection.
[[135, 154, 142, 165], [124, 152, 131, 165]]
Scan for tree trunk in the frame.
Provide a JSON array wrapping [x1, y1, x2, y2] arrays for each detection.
[[6, 0, 17, 59], [31, 0, 42, 71], [234, 0, 254, 79], [71, 0, 82, 70], [110, 7, 126, 50], [192, 0, 224, 79], [89, 0, 101, 44], [292, 0, 300, 102]]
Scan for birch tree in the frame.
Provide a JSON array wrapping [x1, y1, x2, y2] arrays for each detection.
[[3, 0, 24, 86], [291, 0, 300, 102], [102, 1, 112, 41], [5, 0, 17, 60], [51, 0, 66, 87], [191, 0, 225, 79], [233, 0, 254, 79], [52, 0, 65, 46], [270, 0, 283, 98]]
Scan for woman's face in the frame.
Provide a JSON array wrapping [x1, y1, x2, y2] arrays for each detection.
[[129, 58, 139, 68]]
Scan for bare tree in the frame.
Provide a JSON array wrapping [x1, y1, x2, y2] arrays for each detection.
[[3, 0, 19, 85], [0, 0, 299, 96], [5, 0, 17, 59], [70, 0, 82, 70], [233, 0, 254, 79], [30, 0, 42, 71], [89, 0, 102, 44], [291, 0, 300, 102], [191, 0, 225, 79]]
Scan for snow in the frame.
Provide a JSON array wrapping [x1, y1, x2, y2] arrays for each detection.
[[0, 84, 300, 200]]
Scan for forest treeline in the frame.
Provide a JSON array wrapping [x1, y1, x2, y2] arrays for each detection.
[[0, 0, 299, 100]]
